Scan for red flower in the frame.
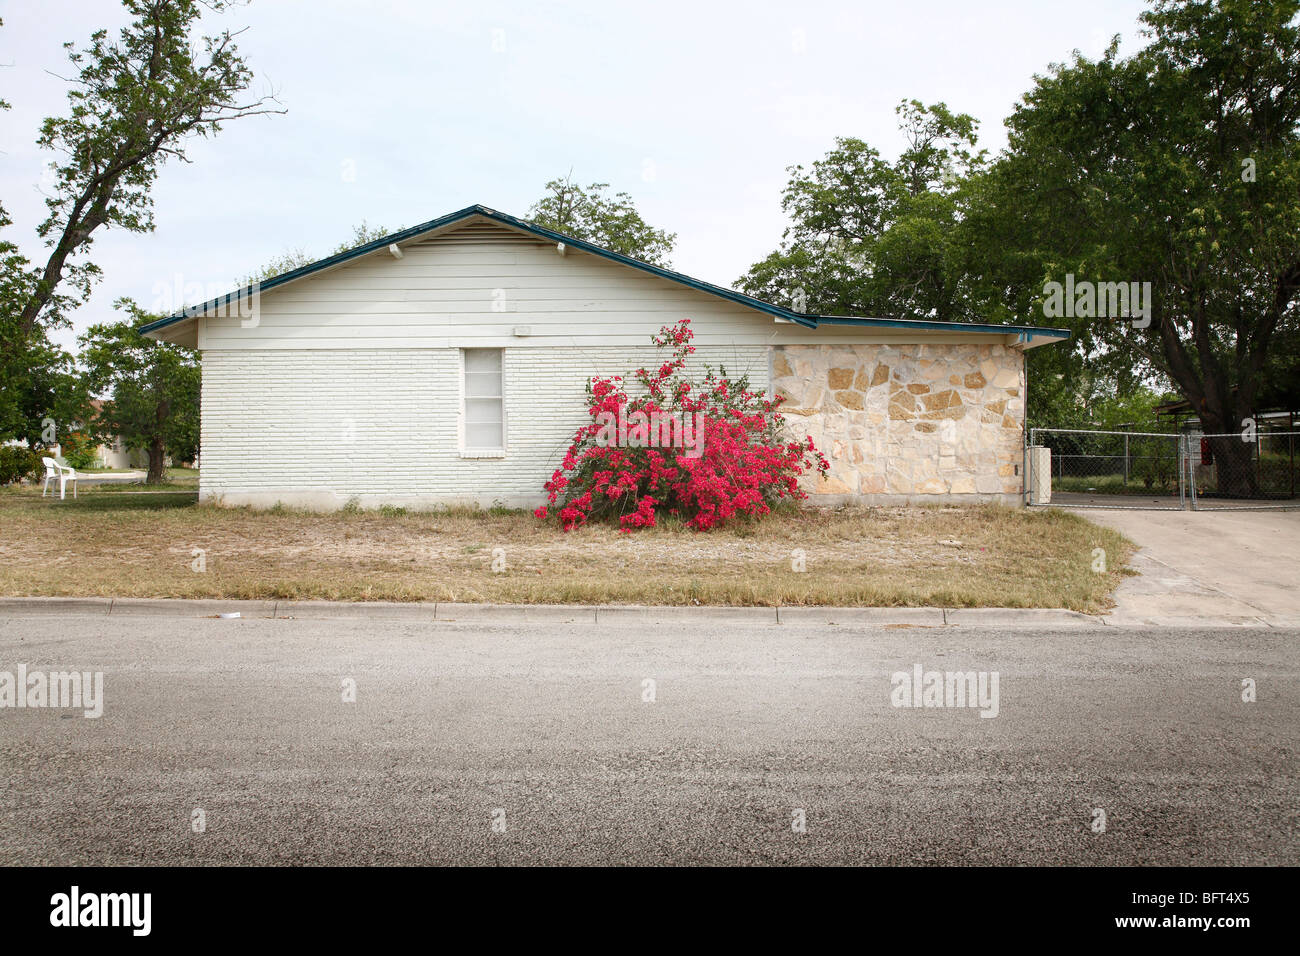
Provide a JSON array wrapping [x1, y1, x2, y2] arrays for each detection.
[[535, 318, 828, 532]]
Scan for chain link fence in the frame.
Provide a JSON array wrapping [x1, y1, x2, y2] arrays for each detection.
[[1029, 426, 1300, 511], [1029, 428, 1188, 509]]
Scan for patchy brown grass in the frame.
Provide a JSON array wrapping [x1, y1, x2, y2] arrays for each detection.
[[0, 482, 1134, 611]]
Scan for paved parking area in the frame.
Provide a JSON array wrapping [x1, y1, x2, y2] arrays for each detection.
[[1078, 509, 1300, 626]]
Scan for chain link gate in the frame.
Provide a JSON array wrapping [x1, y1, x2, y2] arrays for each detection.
[[1029, 428, 1188, 509], [1188, 430, 1300, 511], [1029, 427, 1300, 511]]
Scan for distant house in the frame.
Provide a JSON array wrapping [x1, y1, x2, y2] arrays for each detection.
[[140, 204, 1067, 510], [9, 400, 139, 470]]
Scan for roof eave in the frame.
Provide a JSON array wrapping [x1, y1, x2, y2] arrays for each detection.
[[808, 314, 1070, 346]]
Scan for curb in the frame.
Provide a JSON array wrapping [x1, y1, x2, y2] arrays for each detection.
[[0, 597, 114, 616], [943, 607, 1099, 627], [279, 600, 438, 622], [777, 606, 946, 626], [110, 598, 278, 618], [597, 605, 776, 624], [436, 603, 595, 623], [0, 596, 1283, 628]]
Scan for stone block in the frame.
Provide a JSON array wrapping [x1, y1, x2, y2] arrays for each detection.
[[828, 367, 855, 389]]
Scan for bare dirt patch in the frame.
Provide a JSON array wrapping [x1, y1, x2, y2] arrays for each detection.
[[0, 487, 1133, 610]]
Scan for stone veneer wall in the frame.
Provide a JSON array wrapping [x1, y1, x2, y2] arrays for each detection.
[[772, 343, 1026, 503]]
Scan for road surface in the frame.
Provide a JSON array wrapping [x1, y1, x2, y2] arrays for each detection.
[[0, 610, 1295, 865]]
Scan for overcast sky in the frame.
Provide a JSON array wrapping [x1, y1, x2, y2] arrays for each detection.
[[2, 0, 1150, 351]]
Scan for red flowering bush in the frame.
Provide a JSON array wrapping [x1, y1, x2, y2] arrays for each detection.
[[535, 318, 828, 531]]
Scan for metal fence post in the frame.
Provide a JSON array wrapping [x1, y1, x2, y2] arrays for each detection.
[[1178, 435, 1185, 509]]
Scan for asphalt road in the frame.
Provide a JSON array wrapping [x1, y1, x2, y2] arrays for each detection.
[[0, 611, 1295, 865]]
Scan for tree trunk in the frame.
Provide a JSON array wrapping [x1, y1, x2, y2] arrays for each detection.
[[146, 438, 166, 485], [1205, 434, 1259, 499]]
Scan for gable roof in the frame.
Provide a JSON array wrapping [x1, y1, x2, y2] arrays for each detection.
[[138, 203, 1069, 346]]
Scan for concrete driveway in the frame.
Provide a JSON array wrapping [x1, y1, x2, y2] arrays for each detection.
[[0, 609, 1295, 865], [1078, 509, 1300, 626]]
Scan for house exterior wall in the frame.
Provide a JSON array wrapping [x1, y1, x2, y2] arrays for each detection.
[[96, 439, 136, 470], [773, 342, 1026, 505], [199, 345, 770, 509], [191, 219, 1031, 510]]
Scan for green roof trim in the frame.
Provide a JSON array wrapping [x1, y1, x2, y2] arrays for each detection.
[[138, 203, 1071, 344], [809, 315, 1070, 338]]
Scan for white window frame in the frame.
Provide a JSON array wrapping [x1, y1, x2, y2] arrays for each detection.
[[458, 347, 507, 459]]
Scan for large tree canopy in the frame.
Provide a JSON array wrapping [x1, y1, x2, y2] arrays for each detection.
[[15, 0, 281, 336], [970, 0, 1300, 491], [0, 200, 89, 445], [737, 100, 986, 319]]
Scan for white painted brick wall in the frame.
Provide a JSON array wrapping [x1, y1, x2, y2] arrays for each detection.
[[200, 345, 770, 509]]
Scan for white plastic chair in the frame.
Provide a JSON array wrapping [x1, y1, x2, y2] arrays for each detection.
[[41, 457, 77, 500]]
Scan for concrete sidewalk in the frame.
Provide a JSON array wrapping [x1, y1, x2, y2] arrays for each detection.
[[0, 595, 1284, 628]]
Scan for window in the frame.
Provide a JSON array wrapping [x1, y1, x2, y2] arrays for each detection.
[[461, 349, 505, 456]]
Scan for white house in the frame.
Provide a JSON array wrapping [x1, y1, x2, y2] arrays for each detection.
[[141, 204, 1067, 510]]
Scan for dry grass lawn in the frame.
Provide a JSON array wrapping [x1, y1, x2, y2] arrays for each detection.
[[0, 479, 1134, 611]]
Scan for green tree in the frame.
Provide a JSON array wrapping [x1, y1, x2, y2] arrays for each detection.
[[737, 101, 986, 319], [4, 334, 89, 450], [971, 0, 1300, 494], [528, 176, 676, 266], [1, 0, 279, 440], [79, 300, 200, 483], [0, 201, 89, 446]]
